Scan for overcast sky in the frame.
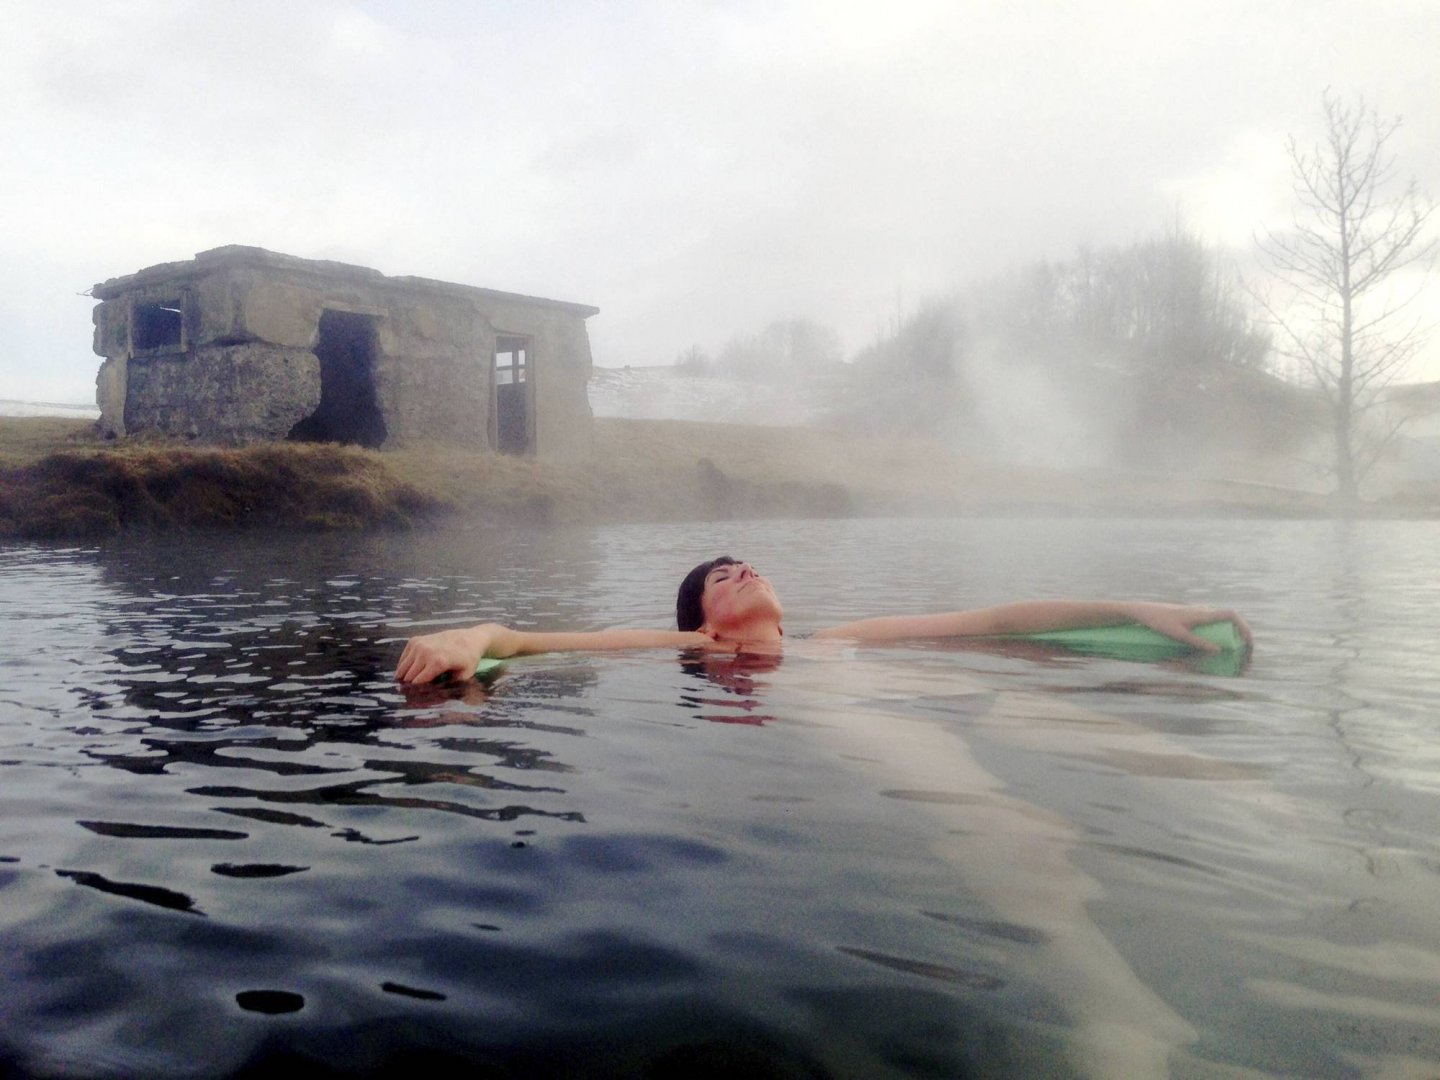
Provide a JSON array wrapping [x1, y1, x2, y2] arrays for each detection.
[[2, 0, 1437, 404]]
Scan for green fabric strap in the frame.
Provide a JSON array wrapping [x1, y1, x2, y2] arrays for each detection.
[[1006, 619, 1247, 674]]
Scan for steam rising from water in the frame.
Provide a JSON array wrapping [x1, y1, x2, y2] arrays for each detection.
[[960, 335, 1120, 469]]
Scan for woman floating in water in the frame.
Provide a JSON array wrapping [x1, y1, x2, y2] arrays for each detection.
[[397, 555, 1253, 1075], [395, 556, 1251, 684]]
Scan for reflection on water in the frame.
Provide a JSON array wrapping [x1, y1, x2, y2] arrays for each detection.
[[3, 518, 1440, 1077]]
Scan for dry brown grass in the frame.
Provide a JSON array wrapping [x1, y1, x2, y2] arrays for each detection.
[[1, 414, 1349, 541], [0, 440, 438, 539], [0, 417, 102, 469]]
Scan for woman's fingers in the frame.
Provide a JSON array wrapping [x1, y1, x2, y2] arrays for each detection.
[[1185, 607, 1253, 650], [1184, 607, 1253, 652], [396, 628, 489, 685], [1218, 609, 1254, 648], [1141, 605, 1252, 653], [395, 639, 444, 684], [1171, 620, 1222, 652], [395, 643, 416, 681]]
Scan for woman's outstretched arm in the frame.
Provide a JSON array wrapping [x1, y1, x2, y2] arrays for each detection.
[[812, 600, 1252, 652], [395, 623, 706, 685]]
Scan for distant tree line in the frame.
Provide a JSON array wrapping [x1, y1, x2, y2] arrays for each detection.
[[837, 227, 1280, 467], [676, 317, 843, 382], [857, 225, 1270, 383]]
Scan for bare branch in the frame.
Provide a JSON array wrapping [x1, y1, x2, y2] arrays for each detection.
[[1253, 90, 1436, 506]]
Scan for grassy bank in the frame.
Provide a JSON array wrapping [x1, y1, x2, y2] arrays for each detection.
[[0, 415, 1350, 541], [0, 432, 438, 539]]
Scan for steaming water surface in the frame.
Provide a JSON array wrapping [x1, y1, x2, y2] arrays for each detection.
[[2, 518, 1439, 1078]]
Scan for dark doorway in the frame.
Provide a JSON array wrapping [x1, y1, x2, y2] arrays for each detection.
[[289, 311, 387, 447], [493, 336, 532, 454]]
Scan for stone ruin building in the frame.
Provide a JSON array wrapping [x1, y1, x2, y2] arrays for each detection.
[[92, 246, 598, 458]]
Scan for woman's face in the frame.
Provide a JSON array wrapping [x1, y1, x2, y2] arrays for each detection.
[[699, 561, 783, 634]]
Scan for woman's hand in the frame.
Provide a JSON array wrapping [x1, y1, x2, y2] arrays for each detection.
[[1125, 602, 1253, 653], [395, 625, 495, 685]]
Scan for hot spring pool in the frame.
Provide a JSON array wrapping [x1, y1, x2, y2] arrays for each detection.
[[2, 517, 1438, 1077]]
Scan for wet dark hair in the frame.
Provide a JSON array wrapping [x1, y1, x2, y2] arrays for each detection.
[[676, 556, 737, 631]]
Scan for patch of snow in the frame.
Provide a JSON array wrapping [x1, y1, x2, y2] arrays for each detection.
[[588, 366, 845, 426], [0, 400, 100, 419]]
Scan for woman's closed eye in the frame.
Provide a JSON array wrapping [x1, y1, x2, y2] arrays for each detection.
[[708, 565, 756, 587]]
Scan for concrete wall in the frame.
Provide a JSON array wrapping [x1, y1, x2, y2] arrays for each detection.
[[92, 247, 595, 459], [123, 344, 321, 442]]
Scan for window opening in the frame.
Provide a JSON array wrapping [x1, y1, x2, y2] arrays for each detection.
[[133, 299, 184, 351]]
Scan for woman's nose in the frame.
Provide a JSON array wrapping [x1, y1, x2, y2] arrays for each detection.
[[737, 563, 755, 579]]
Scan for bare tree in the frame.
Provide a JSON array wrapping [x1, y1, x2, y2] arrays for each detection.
[[717, 318, 843, 382], [1255, 91, 1436, 506], [675, 344, 712, 376]]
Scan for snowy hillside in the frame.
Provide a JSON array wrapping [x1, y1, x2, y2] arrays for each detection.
[[0, 400, 99, 419]]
